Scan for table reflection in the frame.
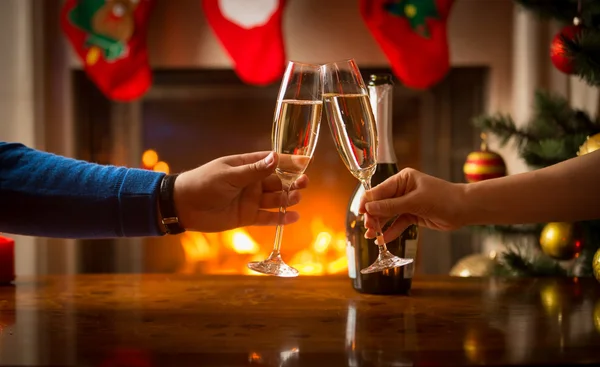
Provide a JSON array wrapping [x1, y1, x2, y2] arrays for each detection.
[[0, 275, 598, 366], [345, 301, 414, 366], [247, 347, 300, 366], [480, 277, 600, 364], [341, 277, 600, 366]]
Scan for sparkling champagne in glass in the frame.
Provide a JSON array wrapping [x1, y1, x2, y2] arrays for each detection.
[[321, 59, 412, 274], [247, 61, 323, 277]]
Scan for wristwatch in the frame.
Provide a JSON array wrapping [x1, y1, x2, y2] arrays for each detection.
[[158, 174, 186, 235]]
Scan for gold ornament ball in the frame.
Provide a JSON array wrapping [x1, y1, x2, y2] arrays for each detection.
[[577, 133, 600, 156], [539, 281, 562, 315], [594, 301, 600, 333], [539, 278, 582, 316], [593, 249, 600, 283], [450, 254, 496, 277], [539, 222, 582, 260]]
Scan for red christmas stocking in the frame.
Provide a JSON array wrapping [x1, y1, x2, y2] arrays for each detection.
[[202, 0, 287, 86], [61, 0, 154, 101], [360, 0, 455, 89]]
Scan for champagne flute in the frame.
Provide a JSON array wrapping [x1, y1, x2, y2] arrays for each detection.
[[321, 59, 413, 274], [247, 61, 323, 277]]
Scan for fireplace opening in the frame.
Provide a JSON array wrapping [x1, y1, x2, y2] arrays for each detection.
[[72, 67, 488, 275]]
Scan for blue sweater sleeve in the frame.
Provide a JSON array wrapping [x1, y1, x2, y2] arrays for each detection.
[[0, 142, 166, 238]]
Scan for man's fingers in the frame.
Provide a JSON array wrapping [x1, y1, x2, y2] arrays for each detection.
[[227, 152, 277, 188], [262, 175, 283, 192], [260, 191, 301, 209], [262, 174, 309, 192], [254, 210, 300, 226], [292, 175, 309, 190], [222, 151, 275, 167]]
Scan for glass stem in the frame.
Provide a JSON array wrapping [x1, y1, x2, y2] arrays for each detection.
[[362, 180, 389, 254], [269, 181, 292, 259]]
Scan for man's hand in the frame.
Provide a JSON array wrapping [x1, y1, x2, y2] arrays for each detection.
[[172, 151, 308, 233]]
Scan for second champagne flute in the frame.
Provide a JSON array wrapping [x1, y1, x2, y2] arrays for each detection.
[[247, 61, 323, 277], [321, 59, 413, 274]]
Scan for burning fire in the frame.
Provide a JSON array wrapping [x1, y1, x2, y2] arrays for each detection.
[[142, 149, 349, 276], [177, 221, 347, 276]]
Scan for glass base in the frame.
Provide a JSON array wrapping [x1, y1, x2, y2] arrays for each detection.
[[360, 250, 413, 275], [247, 255, 299, 278]]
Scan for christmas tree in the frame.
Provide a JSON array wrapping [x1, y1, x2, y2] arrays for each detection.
[[465, 0, 600, 278]]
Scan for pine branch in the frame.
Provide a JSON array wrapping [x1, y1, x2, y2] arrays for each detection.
[[473, 90, 600, 169], [493, 246, 567, 277], [513, 0, 579, 24], [571, 220, 600, 276], [573, 110, 600, 132], [513, 0, 600, 29], [564, 28, 600, 86], [470, 224, 544, 237], [580, 1, 600, 30], [520, 133, 591, 167], [530, 90, 575, 135], [472, 114, 533, 147], [515, 0, 600, 86]]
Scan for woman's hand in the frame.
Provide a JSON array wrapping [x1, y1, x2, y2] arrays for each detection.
[[359, 168, 467, 243]]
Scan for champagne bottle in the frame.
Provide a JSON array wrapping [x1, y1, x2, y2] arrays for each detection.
[[346, 74, 418, 295]]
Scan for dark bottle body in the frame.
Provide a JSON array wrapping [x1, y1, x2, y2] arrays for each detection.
[[346, 164, 418, 295], [345, 74, 418, 295]]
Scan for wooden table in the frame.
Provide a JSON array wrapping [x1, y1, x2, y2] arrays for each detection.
[[0, 275, 598, 366]]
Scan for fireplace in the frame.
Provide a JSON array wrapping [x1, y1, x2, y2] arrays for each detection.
[[72, 67, 487, 275]]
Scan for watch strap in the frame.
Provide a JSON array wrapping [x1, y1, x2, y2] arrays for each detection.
[[158, 174, 185, 235]]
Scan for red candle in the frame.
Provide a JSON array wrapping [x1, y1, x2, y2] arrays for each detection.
[[0, 236, 15, 284]]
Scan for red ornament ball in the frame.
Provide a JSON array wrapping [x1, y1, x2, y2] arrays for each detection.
[[550, 25, 582, 74], [463, 150, 507, 183]]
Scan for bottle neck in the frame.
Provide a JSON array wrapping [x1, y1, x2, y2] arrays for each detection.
[[368, 83, 397, 164]]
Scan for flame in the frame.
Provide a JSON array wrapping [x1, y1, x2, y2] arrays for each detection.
[[327, 255, 349, 274], [179, 231, 215, 274], [313, 232, 331, 253], [177, 218, 348, 276], [180, 232, 213, 261], [223, 229, 260, 254]]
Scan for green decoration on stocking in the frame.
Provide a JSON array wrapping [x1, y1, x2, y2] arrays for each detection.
[[359, 0, 455, 89], [61, 0, 154, 102], [384, 0, 440, 38], [68, 0, 132, 61]]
